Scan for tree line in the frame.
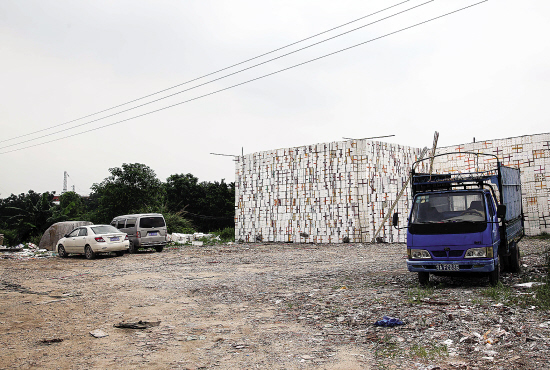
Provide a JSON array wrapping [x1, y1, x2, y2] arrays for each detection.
[[0, 163, 235, 246]]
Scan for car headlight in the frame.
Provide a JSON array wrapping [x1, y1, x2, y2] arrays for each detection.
[[465, 247, 493, 258], [408, 249, 431, 259]]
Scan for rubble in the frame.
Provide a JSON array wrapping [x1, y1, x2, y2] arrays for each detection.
[[0, 238, 548, 369], [0, 242, 55, 260]]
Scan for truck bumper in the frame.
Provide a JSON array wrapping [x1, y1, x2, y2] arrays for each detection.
[[407, 259, 496, 273]]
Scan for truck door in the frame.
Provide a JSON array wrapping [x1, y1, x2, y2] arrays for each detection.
[[486, 193, 499, 249]]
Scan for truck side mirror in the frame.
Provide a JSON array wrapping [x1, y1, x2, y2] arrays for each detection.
[[392, 212, 399, 227], [497, 205, 506, 219]]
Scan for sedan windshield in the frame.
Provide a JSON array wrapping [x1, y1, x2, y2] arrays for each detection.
[[91, 225, 121, 234], [411, 192, 486, 224]]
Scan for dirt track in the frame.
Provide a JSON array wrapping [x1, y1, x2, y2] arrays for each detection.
[[1, 241, 549, 369]]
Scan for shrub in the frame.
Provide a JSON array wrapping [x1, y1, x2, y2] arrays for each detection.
[[212, 227, 235, 243]]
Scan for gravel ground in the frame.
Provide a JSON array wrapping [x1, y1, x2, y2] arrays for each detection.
[[0, 239, 549, 369]]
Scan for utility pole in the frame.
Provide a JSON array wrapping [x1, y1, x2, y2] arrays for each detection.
[[63, 171, 68, 194]]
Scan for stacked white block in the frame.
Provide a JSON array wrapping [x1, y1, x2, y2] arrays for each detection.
[[433, 133, 550, 236], [235, 140, 426, 243]]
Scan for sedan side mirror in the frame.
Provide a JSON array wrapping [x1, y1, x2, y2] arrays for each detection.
[[392, 212, 399, 227], [497, 205, 507, 219]]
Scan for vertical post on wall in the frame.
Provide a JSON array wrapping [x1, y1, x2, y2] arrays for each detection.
[[371, 146, 429, 243], [428, 131, 439, 177]]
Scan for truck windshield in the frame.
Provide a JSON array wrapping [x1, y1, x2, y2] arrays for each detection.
[[411, 192, 486, 224]]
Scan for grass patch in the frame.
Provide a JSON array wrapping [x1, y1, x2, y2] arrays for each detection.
[[481, 281, 550, 309], [407, 286, 434, 304], [532, 279, 550, 310], [374, 335, 403, 359], [410, 344, 448, 360], [530, 232, 550, 240]]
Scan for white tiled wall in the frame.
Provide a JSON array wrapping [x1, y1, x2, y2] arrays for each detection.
[[235, 140, 427, 243], [235, 133, 550, 242], [435, 133, 550, 236]]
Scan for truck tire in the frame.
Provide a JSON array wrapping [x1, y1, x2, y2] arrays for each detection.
[[509, 242, 521, 273], [418, 272, 430, 286], [501, 251, 510, 272], [489, 258, 500, 286]]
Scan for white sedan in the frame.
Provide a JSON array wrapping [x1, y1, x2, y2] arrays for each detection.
[[57, 225, 129, 259]]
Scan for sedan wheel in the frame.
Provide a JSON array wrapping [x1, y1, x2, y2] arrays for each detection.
[[58, 245, 68, 258], [85, 245, 96, 260]]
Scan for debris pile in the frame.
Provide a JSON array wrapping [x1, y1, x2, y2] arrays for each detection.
[[0, 242, 55, 259]]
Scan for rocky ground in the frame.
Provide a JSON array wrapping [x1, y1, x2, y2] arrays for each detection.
[[0, 239, 549, 369]]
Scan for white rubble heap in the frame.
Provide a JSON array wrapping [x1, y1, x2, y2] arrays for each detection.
[[0, 242, 55, 260], [169, 233, 220, 244]]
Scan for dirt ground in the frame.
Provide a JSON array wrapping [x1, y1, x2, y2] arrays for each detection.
[[1, 240, 549, 370]]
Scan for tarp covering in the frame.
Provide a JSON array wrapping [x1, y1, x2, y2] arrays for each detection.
[[39, 221, 93, 251]]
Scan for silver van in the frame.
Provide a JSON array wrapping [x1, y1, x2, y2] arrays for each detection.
[[110, 213, 168, 253]]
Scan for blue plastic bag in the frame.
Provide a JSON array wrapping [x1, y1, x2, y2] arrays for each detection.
[[374, 316, 404, 327]]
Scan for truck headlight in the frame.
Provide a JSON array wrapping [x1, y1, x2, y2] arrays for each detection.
[[408, 249, 431, 259], [465, 247, 493, 258]]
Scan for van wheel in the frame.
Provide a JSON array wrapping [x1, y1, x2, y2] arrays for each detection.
[[418, 272, 430, 286], [85, 245, 96, 260], [155, 246, 164, 253], [489, 258, 500, 286], [509, 242, 521, 273], [128, 241, 136, 254], [58, 245, 68, 258]]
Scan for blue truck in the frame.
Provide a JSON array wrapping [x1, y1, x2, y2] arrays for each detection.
[[393, 152, 524, 286]]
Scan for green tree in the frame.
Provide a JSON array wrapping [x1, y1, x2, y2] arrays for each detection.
[[90, 163, 164, 223], [164, 174, 234, 232], [48, 191, 86, 223], [163, 212, 195, 234], [0, 190, 55, 245], [165, 173, 203, 213]]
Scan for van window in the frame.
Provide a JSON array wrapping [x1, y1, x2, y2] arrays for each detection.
[[91, 225, 120, 234], [117, 220, 126, 229], [139, 216, 165, 228], [125, 219, 136, 228]]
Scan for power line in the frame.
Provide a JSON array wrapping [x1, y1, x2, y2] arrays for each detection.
[[0, 0, 488, 155], [0, 0, 435, 151], [342, 135, 396, 140], [0, 0, 414, 145]]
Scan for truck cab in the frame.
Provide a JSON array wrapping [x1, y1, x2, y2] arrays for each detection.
[[395, 152, 523, 286]]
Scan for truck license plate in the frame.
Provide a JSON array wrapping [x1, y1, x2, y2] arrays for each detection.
[[436, 264, 459, 271]]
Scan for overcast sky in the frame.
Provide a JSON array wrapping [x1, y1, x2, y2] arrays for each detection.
[[1, 0, 548, 197]]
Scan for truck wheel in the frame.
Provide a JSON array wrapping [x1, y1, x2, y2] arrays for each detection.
[[501, 252, 510, 273], [509, 242, 521, 273], [489, 258, 500, 286], [418, 272, 430, 286]]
